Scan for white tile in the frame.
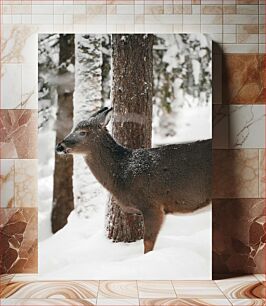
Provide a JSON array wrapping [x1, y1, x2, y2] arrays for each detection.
[[32, 15, 54, 24], [144, 14, 182, 24], [86, 24, 107, 33], [145, 24, 174, 33], [259, 34, 265, 43], [259, 44, 265, 54], [134, 24, 145, 33], [0, 160, 15, 208], [183, 25, 199, 33], [22, 63, 38, 109], [21, 15, 32, 24], [116, 24, 135, 33], [201, 15, 222, 25], [32, 4, 53, 14], [64, 14, 73, 24], [63, 24, 74, 32], [201, 25, 223, 33], [107, 15, 134, 25], [63, 4, 74, 14], [183, 14, 200, 24], [237, 33, 258, 44], [259, 5, 265, 14], [53, 4, 64, 14], [116, 5, 134, 14], [12, 15, 22, 24], [74, 5, 86, 14], [229, 105, 265, 149], [135, 4, 144, 14], [222, 43, 258, 53], [223, 33, 236, 43], [1, 64, 22, 109], [54, 15, 64, 24], [73, 24, 87, 32], [237, 4, 258, 15], [87, 15, 107, 25], [192, 5, 200, 14], [223, 24, 236, 33], [223, 15, 258, 25], [2, 15, 12, 24]]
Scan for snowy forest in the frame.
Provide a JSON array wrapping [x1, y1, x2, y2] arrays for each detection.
[[38, 34, 212, 280]]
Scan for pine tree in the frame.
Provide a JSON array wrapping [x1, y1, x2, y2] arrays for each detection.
[[106, 34, 154, 242]]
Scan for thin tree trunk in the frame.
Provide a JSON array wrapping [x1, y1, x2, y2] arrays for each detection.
[[52, 34, 75, 233], [106, 34, 154, 242]]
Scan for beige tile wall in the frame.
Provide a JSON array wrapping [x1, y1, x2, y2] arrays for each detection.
[[0, 0, 265, 275]]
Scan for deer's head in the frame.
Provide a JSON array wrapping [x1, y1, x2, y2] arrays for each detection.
[[56, 107, 112, 155]]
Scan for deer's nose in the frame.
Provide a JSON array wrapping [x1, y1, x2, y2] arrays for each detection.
[[56, 142, 66, 153]]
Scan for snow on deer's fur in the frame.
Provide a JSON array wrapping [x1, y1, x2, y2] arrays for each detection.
[[56, 107, 212, 253]]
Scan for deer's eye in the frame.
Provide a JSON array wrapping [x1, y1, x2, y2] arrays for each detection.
[[79, 131, 87, 137]]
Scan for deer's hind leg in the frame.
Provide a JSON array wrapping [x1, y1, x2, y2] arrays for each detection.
[[143, 206, 164, 254]]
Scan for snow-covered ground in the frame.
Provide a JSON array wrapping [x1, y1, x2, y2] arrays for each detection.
[[38, 104, 212, 280]]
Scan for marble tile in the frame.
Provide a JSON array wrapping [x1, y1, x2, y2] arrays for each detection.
[[237, 34, 259, 44], [139, 298, 232, 305], [0, 275, 14, 295], [98, 281, 138, 299], [213, 105, 229, 149], [96, 299, 139, 305], [237, 25, 259, 34], [0, 208, 38, 274], [254, 274, 266, 282], [144, 5, 164, 14], [236, 0, 259, 3], [259, 150, 265, 198], [0, 160, 15, 208], [201, 5, 223, 14], [138, 281, 176, 298], [222, 54, 265, 104], [1, 64, 22, 109], [222, 44, 258, 53], [1, 281, 99, 299], [1, 25, 38, 64], [21, 63, 38, 109], [0, 299, 96, 305], [213, 199, 266, 275], [237, 4, 259, 14], [213, 149, 259, 198], [215, 281, 265, 299], [223, 14, 258, 25], [172, 281, 225, 298], [0, 110, 38, 159], [215, 275, 259, 285], [11, 274, 40, 282], [14, 160, 38, 207], [229, 105, 265, 149], [229, 300, 266, 306]]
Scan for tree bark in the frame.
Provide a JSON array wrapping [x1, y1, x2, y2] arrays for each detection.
[[52, 35, 75, 233], [106, 34, 154, 242]]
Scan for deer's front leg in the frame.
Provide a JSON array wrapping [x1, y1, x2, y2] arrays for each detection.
[[143, 206, 164, 254]]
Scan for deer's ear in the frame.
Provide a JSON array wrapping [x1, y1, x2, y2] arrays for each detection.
[[98, 107, 113, 127], [90, 107, 108, 118]]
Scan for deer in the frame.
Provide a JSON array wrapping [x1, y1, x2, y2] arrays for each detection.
[[56, 107, 212, 254]]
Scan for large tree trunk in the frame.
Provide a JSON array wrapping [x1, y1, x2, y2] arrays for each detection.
[[73, 35, 105, 217], [106, 34, 154, 242], [52, 34, 75, 233]]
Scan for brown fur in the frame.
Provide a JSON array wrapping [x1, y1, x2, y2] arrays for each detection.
[[56, 108, 212, 253]]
